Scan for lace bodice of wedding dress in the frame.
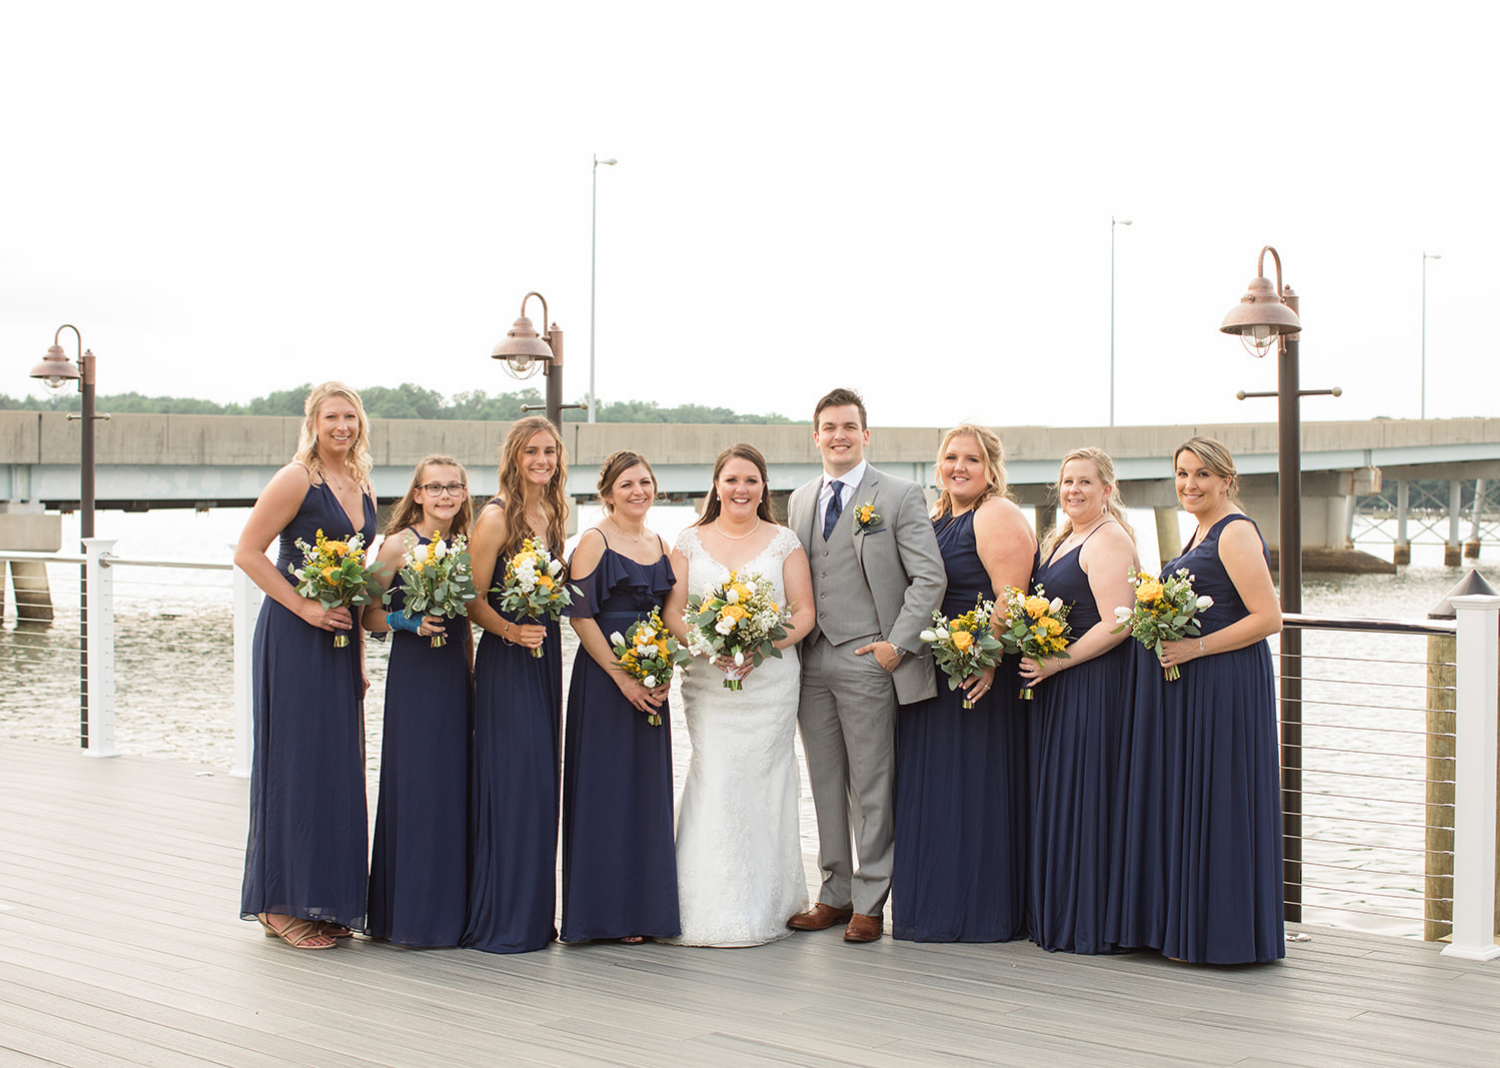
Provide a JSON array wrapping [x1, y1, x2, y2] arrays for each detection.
[[667, 524, 808, 947]]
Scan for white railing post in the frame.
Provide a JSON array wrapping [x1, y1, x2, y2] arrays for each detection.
[[230, 544, 261, 779], [81, 538, 118, 759], [1443, 592, 1500, 961]]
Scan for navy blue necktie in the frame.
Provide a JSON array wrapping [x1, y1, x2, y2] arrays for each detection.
[[823, 480, 844, 540]]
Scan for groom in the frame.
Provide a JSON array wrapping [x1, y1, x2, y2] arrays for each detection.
[[785, 388, 946, 942]]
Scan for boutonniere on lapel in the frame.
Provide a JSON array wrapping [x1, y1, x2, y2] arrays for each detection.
[[853, 499, 882, 534]]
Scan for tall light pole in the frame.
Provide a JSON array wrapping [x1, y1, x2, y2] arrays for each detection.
[[589, 154, 617, 423], [30, 325, 100, 749], [493, 291, 584, 429], [1422, 251, 1441, 421], [1110, 217, 1132, 427]]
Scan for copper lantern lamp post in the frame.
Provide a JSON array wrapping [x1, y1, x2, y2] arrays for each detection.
[[491, 291, 583, 429]]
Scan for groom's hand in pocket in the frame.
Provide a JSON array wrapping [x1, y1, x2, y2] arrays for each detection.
[[855, 640, 903, 673]]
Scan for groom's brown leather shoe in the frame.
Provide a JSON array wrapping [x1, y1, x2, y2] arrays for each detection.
[[786, 904, 854, 931], [843, 913, 883, 942]]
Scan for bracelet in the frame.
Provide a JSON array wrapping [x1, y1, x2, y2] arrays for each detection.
[[499, 620, 514, 645], [1197, 637, 1205, 656]]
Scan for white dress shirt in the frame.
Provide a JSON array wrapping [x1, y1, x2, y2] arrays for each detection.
[[817, 460, 867, 531]]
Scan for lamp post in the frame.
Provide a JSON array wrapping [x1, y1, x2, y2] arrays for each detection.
[[1110, 217, 1132, 427], [1422, 252, 1441, 421], [492, 291, 584, 429], [589, 155, 617, 424], [1220, 246, 1307, 922], [30, 325, 98, 748]]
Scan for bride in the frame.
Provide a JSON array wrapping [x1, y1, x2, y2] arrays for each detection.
[[663, 443, 815, 946]]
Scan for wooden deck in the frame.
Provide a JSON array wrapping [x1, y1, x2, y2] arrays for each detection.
[[2, 738, 1498, 1068]]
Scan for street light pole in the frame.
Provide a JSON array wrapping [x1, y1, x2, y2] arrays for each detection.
[[1110, 217, 1132, 427], [493, 291, 584, 429], [1422, 252, 1441, 421], [589, 155, 617, 423]]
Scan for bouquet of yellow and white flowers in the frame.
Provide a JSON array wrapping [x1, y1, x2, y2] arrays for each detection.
[[919, 595, 1005, 709], [290, 528, 384, 647], [388, 530, 478, 648], [609, 608, 693, 725], [999, 584, 1073, 699], [682, 569, 792, 691], [1112, 567, 1214, 681], [492, 537, 579, 658]]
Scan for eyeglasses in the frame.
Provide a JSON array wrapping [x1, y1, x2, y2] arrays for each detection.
[[419, 483, 467, 497]]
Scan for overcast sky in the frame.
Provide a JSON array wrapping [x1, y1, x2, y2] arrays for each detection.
[[4, 1, 1496, 429]]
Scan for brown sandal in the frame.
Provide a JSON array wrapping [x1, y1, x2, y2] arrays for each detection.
[[258, 913, 336, 950]]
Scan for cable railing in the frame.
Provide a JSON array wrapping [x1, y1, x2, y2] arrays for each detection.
[[3, 545, 1496, 956]]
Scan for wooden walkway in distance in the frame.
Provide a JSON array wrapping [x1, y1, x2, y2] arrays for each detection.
[[2, 737, 1498, 1068]]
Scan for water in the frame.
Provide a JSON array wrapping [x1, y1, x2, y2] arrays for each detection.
[[3, 505, 1494, 938]]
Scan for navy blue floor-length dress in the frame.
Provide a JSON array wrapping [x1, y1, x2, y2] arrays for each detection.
[[462, 509, 564, 954], [1028, 524, 1131, 953], [241, 478, 373, 931], [1108, 513, 1284, 963], [892, 508, 1032, 942], [366, 531, 472, 946], [560, 536, 681, 942]]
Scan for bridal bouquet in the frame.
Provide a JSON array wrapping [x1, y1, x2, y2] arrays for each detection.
[[290, 528, 384, 647], [388, 530, 478, 648], [919, 595, 1005, 709], [492, 538, 579, 658], [610, 608, 692, 725], [1112, 566, 1214, 681], [998, 584, 1073, 699], [682, 569, 792, 691]]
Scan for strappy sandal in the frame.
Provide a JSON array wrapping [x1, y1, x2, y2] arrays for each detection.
[[319, 923, 354, 938], [257, 913, 336, 950]]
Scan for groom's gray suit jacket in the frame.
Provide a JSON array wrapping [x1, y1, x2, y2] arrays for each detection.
[[788, 463, 946, 704]]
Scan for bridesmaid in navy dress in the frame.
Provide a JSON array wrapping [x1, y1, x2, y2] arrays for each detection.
[[893, 424, 1036, 942], [561, 450, 681, 943], [1019, 447, 1139, 953], [361, 456, 474, 946], [1109, 437, 1284, 963], [462, 416, 569, 954], [236, 382, 375, 950]]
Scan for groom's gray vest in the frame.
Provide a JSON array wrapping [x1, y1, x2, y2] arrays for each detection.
[[811, 504, 881, 646]]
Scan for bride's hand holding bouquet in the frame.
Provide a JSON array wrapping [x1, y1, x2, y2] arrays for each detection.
[[682, 569, 792, 691], [291, 528, 384, 647]]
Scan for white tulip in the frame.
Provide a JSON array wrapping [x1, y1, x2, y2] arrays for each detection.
[[609, 631, 625, 646], [734, 650, 745, 667], [725, 588, 740, 604], [1114, 606, 1132, 621], [935, 628, 950, 641], [1049, 597, 1064, 615], [919, 629, 937, 643], [1197, 595, 1215, 610], [643, 675, 657, 688], [548, 558, 563, 576]]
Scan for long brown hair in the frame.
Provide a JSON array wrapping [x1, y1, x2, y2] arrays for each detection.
[[383, 455, 474, 539], [596, 450, 659, 513], [293, 382, 373, 486], [1174, 436, 1242, 502], [933, 423, 1009, 518], [1040, 446, 1136, 557], [696, 443, 777, 526], [493, 416, 570, 560]]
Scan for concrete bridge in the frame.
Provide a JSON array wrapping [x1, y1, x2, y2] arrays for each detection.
[[3, 411, 1499, 566]]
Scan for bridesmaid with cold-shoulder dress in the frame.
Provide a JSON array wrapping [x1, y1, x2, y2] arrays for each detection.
[[1020, 448, 1139, 954], [362, 456, 474, 946], [1108, 437, 1284, 964], [236, 383, 376, 951], [893, 424, 1036, 942], [560, 451, 681, 944], [462, 417, 569, 954]]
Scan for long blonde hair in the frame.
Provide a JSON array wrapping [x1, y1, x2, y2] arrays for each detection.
[[293, 382, 373, 486], [493, 416, 570, 561], [1174, 436, 1242, 502], [383, 455, 474, 539], [1040, 446, 1136, 558], [933, 424, 1009, 518]]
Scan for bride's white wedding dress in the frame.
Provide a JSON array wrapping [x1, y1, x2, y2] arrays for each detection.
[[667, 524, 808, 947]]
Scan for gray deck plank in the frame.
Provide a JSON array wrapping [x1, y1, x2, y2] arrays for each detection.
[[3, 737, 1499, 1067]]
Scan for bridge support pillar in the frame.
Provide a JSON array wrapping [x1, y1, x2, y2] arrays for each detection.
[[1, 507, 62, 622], [1446, 480, 1464, 566], [1154, 506, 1179, 565], [1034, 504, 1055, 550], [8, 561, 55, 622], [1463, 479, 1484, 560], [769, 490, 791, 525], [1394, 480, 1411, 565]]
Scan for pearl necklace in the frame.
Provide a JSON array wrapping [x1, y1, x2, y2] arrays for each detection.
[[714, 518, 760, 541]]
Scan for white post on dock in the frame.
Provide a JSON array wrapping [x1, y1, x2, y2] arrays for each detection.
[[1442, 591, 1500, 961], [230, 544, 260, 779], [81, 538, 118, 759]]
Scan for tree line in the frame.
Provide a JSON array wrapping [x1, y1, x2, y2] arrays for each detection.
[[0, 385, 801, 424]]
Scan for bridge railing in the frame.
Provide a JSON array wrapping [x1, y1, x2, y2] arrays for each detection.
[[3, 549, 1497, 954]]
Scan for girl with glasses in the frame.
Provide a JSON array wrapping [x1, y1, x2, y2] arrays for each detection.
[[361, 455, 475, 946]]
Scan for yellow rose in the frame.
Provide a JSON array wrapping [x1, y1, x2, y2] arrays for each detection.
[[730, 582, 752, 603], [1024, 596, 1051, 619], [537, 575, 555, 590], [951, 630, 974, 652], [655, 638, 672, 658], [1043, 617, 1064, 636], [325, 540, 349, 557], [1136, 579, 1163, 603], [320, 565, 337, 582], [413, 559, 425, 573], [635, 626, 658, 645], [721, 604, 748, 622]]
